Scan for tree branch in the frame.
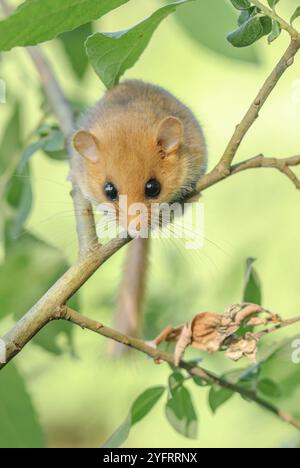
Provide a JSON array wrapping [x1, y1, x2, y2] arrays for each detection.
[[220, 34, 300, 169], [2, 144, 299, 369], [53, 305, 300, 432], [0, 237, 130, 369]]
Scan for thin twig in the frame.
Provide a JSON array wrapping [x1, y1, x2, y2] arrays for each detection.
[[27, 48, 98, 254], [55, 306, 300, 431], [254, 315, 300, 340], [0, 0, 10, 16], [231, 154, 300, 189], [0, 0, 98, 255], [209, 36, 300, 178], [198, 153, 300, 191]]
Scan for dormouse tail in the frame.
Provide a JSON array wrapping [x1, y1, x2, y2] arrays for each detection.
[[109, 237, 150, 355]]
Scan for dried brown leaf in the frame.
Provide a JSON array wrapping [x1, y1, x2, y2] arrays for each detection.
[[225, 335, 258, 363], [151, 304, 283, 365], [191, 312, 227, 352], [174, 323, 192, 366]]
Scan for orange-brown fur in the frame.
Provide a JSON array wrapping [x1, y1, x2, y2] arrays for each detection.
[[71, 80, 207, 227]]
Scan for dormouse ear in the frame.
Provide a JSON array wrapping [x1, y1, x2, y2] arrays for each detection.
[[72, 130, 99, 163], [156, 116, 183, 154]]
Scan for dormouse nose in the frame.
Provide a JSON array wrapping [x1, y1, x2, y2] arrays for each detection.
[[118, 196, 150, 237]]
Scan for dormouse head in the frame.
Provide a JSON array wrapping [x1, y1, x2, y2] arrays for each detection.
[[72, 115, 189, 237]]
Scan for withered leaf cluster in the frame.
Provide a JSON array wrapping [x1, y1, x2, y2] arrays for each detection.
[[151, 304, 282, 365]]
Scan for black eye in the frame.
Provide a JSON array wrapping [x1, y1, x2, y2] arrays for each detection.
[[104, 182, 118, 201], [145, 179, 161, 198]]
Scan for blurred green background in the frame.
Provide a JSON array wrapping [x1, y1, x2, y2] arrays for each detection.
[[1, 0, 300, 448]]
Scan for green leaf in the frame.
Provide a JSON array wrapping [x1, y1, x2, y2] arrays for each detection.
[[0, 104, 22, 175], [0, 234, 76, 355], [238, 7, 257, 27], [0, 0, 130, 52], [230, 0, 251, 10], [42, 128, 67, 160], [208, 385, 234, 413], [5, 164, 32, 242], [44, 150, 68, 161], [85, 0, 194, 89], [267, 0, 280, 8], [223, 368, 257, 399], [59, 23, 93, 80], [207, 366, 260, 407], [0, 104, 24, 256], [2, 123, 66, 243], [239, 364, 261, 382], [243, 257, 262, 305], [168, 371, 185, 394], [102, 417, 131, 449], [19, 141, 45, 171], [20, 126, 67, 169], [103, 386, 165, 448], [258, 378, 282, 398], [258, 338, 300, 420], [260, 16, 273, 35], [268, 20, 281, 43], [192, 375, 210, 387], [42, 128, 65, 152], [0, 363, 44, 448], [165, 386, 198, 438], [228, 16, 272, 48], [291, 6, 300, 25], [175, 0, 260, 65], [131, 386, 166, 425]]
